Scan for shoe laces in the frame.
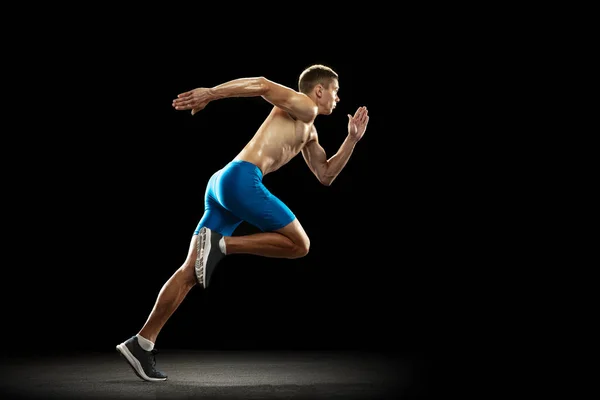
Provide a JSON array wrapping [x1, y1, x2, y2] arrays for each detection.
[[148, 349, 159, 368]]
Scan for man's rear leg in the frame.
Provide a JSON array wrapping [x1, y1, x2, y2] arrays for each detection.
[[221, 218, 310, 259]]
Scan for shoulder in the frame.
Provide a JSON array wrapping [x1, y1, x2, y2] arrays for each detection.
[[261, 77, 318, 122], [291, 93, 318, 122]]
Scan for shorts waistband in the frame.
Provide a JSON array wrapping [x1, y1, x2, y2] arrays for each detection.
[[229, 159, 263, 178]]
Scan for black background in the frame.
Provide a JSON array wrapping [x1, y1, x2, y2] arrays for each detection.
[[5, 14, 513, 396]]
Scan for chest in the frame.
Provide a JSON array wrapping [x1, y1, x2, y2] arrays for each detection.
[[293, 121, 314, 146]]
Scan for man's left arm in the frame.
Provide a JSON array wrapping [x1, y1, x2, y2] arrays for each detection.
[[301, 106, 369, 186]]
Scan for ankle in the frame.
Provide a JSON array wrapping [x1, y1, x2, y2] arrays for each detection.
[[136, 334, 155, 351]]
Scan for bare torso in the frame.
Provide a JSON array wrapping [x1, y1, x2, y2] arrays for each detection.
[[235, 107, 316, 176]]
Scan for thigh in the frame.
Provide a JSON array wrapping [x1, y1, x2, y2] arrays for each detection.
[[216, 163, 296, 233], [275, 218, 310, 249], [195, 205, 243, 237], [194, 169, 243, 236], [235, 183, 297, 233]]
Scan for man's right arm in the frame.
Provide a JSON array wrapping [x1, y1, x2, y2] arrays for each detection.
[[172, 77, 317, 122]]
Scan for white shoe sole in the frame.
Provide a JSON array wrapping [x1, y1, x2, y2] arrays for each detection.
[[195, 227, 211, 289], [116, 343, 166, 382]]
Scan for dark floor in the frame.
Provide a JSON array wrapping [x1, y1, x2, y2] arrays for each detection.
[[0, 349, 424, 399]]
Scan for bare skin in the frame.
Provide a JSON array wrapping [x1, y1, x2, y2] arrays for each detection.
[[137, 75, 369, 344]]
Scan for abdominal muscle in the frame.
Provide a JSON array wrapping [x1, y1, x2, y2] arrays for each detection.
[[234, 107, 314, 176]]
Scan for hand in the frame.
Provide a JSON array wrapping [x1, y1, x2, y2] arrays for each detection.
[[347, 106, 369, 142], [172, 88, 212, 116]]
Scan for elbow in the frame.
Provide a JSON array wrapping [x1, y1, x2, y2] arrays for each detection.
[[256, 76, 272, 95], [320, 175, 335, 186], [318, 165, 335, 186]]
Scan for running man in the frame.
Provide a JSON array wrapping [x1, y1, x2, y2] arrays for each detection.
[[116, 64, 369, 381]]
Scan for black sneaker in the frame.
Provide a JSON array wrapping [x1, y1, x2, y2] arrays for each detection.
[[116, 336, 167, 382], [195, 226, 225, 289]]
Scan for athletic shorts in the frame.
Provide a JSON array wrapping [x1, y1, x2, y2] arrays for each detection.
[[194, 160, 296, 236]]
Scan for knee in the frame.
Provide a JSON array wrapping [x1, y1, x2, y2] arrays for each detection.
[[290, 236, 310, 259]]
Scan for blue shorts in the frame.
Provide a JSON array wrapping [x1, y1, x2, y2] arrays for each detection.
[[194, 160, 296, 236]]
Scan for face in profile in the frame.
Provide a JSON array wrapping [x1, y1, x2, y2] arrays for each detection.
[[318, 79, 340, 115]]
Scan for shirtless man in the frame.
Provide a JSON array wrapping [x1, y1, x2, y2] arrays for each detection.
[[116, 64, 369, 381]]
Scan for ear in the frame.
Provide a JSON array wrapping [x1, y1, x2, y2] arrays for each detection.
[[315, 84, 324, 98]]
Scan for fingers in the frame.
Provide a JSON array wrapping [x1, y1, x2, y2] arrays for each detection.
[[177, 90, 193, 98], [361, 108, 368, 124], [352, 106, 368, 124], [173, 101, 190, 110], [354, 106, 368, 116], [172, 90, 196, 109], [173, 92, 190, 103], [173, 97, 195, 110]]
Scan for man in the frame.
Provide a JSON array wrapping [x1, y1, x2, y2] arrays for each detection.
[[116, 64, 369, 381]]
